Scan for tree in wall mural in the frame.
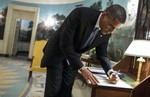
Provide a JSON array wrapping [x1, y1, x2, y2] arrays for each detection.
[[107, 0, 113, 7], [36, 1, 104, 41], [90, 0, 102, 11], [86, 0, 136, 62], [36, 14, 66, 40], [35, 0, 137, 62]]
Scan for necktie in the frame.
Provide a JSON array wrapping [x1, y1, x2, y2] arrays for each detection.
[[81, 28, 99, 49]]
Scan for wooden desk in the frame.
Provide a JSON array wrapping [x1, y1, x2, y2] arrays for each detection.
[[77, 71, 133, 97], [81, 55, 150, 97], [80, 57, 134, 97], [90, 75, 150, 97], [91, 85, 132, 97]]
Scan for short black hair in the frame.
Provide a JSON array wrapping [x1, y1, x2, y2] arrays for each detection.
[[105, 4, 126, 24]]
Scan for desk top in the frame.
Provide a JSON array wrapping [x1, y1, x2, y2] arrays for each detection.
[[87, 67, 134, 89]]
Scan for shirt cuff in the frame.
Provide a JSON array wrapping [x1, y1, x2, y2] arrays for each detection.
[[107, 69, 114, 76]]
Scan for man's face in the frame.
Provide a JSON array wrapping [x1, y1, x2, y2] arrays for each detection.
[[99, 12, 122, 35]]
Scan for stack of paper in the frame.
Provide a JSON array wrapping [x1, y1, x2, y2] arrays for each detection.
[[87, 67, 133, 89]]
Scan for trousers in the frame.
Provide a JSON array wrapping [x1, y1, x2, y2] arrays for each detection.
[[44, 59, 78, 97]]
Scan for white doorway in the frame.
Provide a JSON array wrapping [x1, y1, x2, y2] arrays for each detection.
[[13, 19, 33, 58], [3, 4, 40, 59]]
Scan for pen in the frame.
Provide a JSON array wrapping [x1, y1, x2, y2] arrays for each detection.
[[113, 69, 125, 79], [113, 69, 120, 75], [117, 69, 120, 74]]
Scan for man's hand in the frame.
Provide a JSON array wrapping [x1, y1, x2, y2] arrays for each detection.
[[108, 72, 120, 84], [80, 66, 99, 85]]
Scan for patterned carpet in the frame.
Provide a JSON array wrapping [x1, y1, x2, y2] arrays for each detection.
[[0, 57, 30, 97], [0, 57, 91, 97]]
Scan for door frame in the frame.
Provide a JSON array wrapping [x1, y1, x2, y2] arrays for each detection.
[[3, 4, 40, 59]]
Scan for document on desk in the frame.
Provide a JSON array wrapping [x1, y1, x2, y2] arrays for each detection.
[[87, 67, 133, 89]]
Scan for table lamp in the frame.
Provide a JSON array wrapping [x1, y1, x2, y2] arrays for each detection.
[[124, 40, 150, 86]]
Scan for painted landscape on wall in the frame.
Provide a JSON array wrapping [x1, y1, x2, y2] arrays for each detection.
[[0, 0, 138, 62]]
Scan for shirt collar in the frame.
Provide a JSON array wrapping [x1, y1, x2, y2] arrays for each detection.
[[95, 13, 102, 30]]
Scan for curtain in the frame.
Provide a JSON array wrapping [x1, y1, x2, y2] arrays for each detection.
[[134, 0, 150, 40]]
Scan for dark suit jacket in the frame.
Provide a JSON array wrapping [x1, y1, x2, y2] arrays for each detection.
[[41, 7, 112, 73]]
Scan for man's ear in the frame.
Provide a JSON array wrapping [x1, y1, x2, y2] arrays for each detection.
[[101, 11, 109, 20], [102, 11, 107, 16]]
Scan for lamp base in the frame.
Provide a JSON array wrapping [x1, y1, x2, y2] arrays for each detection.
[[132, 57, 145, 87]]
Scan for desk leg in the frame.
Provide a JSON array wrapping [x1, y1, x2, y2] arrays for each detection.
[[91, 87, 96, 97]]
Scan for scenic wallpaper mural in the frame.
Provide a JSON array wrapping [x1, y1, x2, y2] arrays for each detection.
[[0, 0, 139, 62]]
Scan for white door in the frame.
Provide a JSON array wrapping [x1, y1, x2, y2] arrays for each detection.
[[3, 4, 40, 59]]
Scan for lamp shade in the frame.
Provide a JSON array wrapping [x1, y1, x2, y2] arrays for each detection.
[[124, 40, 150, 58]]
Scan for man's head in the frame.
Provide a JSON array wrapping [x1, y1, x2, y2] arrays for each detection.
[[99, 4, 126, 35]]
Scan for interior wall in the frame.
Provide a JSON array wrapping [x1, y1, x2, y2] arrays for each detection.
[[0, 0, 139, 61]]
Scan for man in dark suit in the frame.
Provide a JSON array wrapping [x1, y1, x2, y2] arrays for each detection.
[[41, 4, 126, 97]]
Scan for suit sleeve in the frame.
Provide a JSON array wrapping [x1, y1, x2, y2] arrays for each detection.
[[96, 38, 112, 74], [59, 8, 83, 70]]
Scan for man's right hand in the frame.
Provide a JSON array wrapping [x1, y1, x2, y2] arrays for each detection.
[[108, 72, 120, 84], [80, 66, 99, 85]]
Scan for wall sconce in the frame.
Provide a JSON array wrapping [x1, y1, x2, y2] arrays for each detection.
[[124, 40, 150, 86]]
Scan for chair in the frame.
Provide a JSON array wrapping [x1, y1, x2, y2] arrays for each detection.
[[28, 40, 47, 81]]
